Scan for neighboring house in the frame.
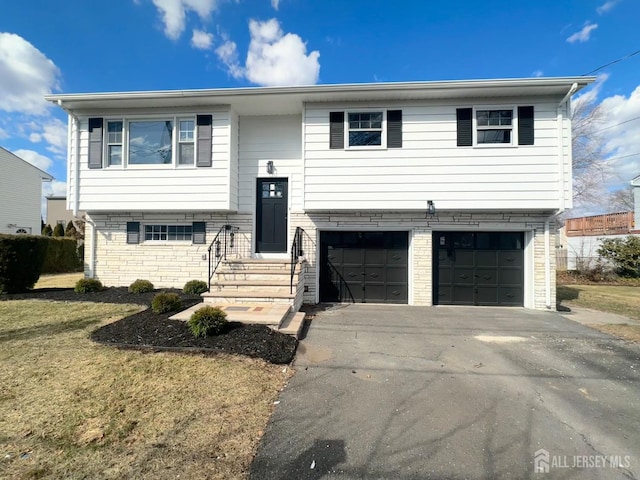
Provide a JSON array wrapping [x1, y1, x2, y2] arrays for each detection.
[[0, 147, 53, 235], [561, 175, 639, 270], [46, 77, 593, 311], [46, 195, 85, 229]]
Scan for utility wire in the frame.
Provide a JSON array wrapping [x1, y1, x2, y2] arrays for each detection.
[[582, 48, 640, 75], [595, 115, 640, 133], [603, 152, 640, 163]]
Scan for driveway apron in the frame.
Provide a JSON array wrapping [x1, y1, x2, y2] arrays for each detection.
[[249, 305, 640, 480]]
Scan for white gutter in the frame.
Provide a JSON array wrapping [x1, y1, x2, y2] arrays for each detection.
[[58, 100, 81, 217]]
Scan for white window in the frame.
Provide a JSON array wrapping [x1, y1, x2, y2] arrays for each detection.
[[104, 117, 197, 167], [178, 119, 195, 165], [476, 109, 513, 145], [107, 121, 123, 166], [144, 224, 193, 241], [348, 112, 384, 147]]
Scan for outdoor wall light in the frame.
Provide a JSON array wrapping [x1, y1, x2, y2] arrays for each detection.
[[426, 200, 436, 216], [266, 160, 274, 174]]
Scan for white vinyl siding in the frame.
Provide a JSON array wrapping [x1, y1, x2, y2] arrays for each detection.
[[304, 98, 570, 211], [0, 148, 50, 235], [72, 109, 233, 211], [237, 115, 303, 213]]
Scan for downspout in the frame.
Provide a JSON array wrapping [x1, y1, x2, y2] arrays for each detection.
[[543, 82, 577, 309], [57, 100, 81, 217]]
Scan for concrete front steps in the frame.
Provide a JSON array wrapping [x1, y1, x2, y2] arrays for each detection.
[[169, 303, 306, 338], [169, 258, 307, 338]]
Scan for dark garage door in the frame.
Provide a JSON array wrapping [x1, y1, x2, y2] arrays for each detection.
[[320, 231, 408, 304], [434, 232, 524, 306]]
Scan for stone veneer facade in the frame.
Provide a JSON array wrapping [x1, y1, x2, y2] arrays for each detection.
[[86, 210, 556, 310]]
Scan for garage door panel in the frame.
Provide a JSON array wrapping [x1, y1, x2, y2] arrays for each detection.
[[434, 231, 524, 307], [320, 231, 409, 304]]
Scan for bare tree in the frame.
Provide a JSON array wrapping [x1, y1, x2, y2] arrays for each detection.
[[608, 185, 634, 212], [571, 92, 610, 207]]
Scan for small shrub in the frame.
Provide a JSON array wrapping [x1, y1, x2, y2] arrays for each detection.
[[183, 279, 208, 295], [151, 292, 182, 314], [0, 234, 49, 293], [598, 236, 640, 278], [129, 279, 154, 294], [188, 306, 228, 337], [74, 278, 103, 293], [53, 223, 65, 237]]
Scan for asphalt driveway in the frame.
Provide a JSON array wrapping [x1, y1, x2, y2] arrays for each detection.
[[250, 305, 640, 479]]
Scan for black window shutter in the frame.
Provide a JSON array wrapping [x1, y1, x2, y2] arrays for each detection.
[[329, 112, 344, 149], [126, 222, 140, 244], [387, 110, 403, 148], [88, 118, 104, 169], [518, 106, 534, 145], [456, 108, 472, 147], [196, 114, 213, 167], [192, 222, 206, 244]]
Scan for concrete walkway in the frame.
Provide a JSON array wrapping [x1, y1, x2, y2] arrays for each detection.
[[250, 305, 640, 480]]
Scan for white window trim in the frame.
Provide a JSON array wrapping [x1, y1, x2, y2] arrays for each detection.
[[142, 224, 195, 243], [103, 114, 199, 169], [473, 105, 519, 148], [345, 109, 387, 150]]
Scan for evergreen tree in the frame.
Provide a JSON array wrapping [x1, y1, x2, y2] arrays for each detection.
[[53, 223, 65, 237], [42, 224, 53, 236]]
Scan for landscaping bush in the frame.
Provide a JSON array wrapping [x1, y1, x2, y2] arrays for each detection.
[[74, 278, 103, 293], [188, 306, 228, 337], [129, 279, 154, 294], [597, 236, 640, 278], [183, 279, 208, 295], [42, 224, 53, 236], [41, 237, 83, 274], [0, 234, 49, 293], [65, 221, 78, 238], [151, 292, 182, 314], [53, 223, 65, 237]]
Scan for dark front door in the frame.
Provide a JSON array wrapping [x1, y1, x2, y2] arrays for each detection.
[[433, 231, 524, 306], [320, 231, 409, 304], [256, 178, 288, 253]]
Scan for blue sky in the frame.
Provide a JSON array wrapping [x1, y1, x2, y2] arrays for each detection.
[[1, 0, 639, 213]]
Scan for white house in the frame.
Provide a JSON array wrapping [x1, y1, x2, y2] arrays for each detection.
[[0, 147, 53, 235], [46, 77, 593, 311]]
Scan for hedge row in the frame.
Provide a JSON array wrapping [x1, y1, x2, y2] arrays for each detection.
[[41, 237, 83, 274], [0, 235, 83, 293], [0, 235, 49, 293]]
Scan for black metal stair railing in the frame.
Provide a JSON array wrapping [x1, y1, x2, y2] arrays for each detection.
[[207, 224, 239, 291], [290, 227, 304, 294]]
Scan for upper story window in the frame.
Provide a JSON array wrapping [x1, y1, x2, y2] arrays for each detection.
[[348, 112, 383, 146], [329, 110, 402, 150], [476, 109, 513, 144], [129, 120, 174, 165], [87, 114, 213, 170], [456, 106, 534, 147]]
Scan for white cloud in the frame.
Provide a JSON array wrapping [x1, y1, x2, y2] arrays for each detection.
[[597, 0, 619, 14], [0, 127, 8, 140], [40, 118, 68, 155], [43, 180, 67, 198], [151, 0, 218, 40], [599, 85, 640, 182], [271, 0, 280, 10], [12, 149, 53, 172], [0, 33, 60, 115], [566, 23, 598, 43], [191, 29, 213, 49], [244, 18, 320, 86], [215, 38, 243, 79], [29, 132, 42, 142], [532, 70, 544, 77]]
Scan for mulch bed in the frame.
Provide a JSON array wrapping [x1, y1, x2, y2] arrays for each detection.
[[1, 287, 298, 364]]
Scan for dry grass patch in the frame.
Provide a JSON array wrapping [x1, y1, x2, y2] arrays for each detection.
[[34, 272, 84, 289], [0, 300, 292, 480], [557, 284, 640, 322], [592, 324, 640, 343]]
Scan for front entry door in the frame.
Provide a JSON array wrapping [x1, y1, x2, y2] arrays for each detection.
[[256, 178, 288, 253]]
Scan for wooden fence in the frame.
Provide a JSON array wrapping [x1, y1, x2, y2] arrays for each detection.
[[565, 212, 634, 237]]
